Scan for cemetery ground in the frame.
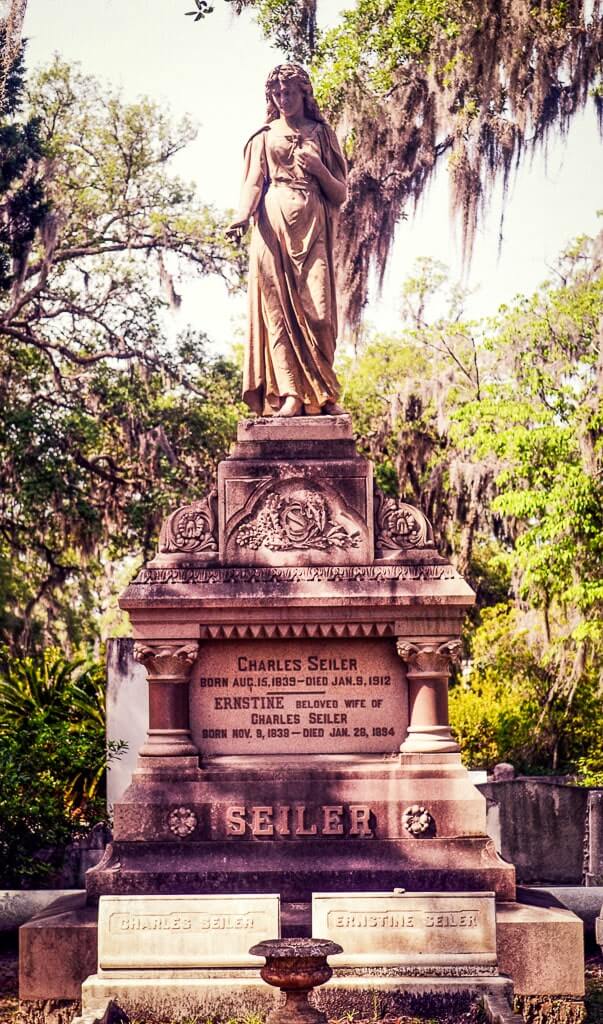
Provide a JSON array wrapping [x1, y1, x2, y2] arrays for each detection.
[[1, 942, 603, 1024]]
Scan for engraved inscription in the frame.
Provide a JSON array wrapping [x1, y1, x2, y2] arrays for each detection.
[[313, 892, 497, 968], [224, 803, 374, 838], [190, 639, 408, 756], [328, 911, 416, 928], [326, 909, 479, 929], [110, 911, 261, 933]]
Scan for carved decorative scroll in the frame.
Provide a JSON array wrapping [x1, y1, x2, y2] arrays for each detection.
[[236, 488, 360, 552], [133, 641, 199, 681], [396, 640, 462, 675], [374, 488, 433, 552], [158, 491, 218, 554]]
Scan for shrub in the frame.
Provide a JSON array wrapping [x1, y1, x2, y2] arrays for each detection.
[[0, 647, 123, 887]]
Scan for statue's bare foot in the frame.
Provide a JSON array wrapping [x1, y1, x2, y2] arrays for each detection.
[[275, 396, 303, 417], [322, 401, 346, 416]]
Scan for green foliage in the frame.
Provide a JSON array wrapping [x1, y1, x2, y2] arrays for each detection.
[[0, 647, 121, 887], [313, 0, 461, 110], [342, 236, 603, 775], [450, 605, 603, 773], [0, 58, 245, 652], [0, 36, 49, 293]]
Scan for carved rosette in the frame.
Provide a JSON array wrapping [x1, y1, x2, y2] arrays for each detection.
[[158, 491, 218, 554], [402, 804, 435, 837], [133, 641, 199, 683], [168, 806, 198, 838], [374, 488, 433, 557], [396, 640, 462, 676]]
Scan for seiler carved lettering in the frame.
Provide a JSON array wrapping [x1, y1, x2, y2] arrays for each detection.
[[307, 656, 357, 671], [224, 804, 375, 837], [309, 712, 347, 724], [424, 911, 479, 928]]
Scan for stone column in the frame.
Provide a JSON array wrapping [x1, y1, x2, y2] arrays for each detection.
[[396, 640, 461, 754], [133, 641, 199, 763]]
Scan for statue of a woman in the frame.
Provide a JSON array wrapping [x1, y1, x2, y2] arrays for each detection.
[[227, 64, 347, 417]]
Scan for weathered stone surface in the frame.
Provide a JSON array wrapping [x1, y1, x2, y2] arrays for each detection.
[[81, 976, 281, 1022], [313, 976, 517, 1024], [237, 416, 354, 443], [19, 896, 97, 1000], [190, 637, 408, 756], [219, 460, 373, 568], [98, 894, 280, 970], [106, 639, 148, 806], [517, 885, 603, 939], [480, 781, 589, 885], [312, 891, 497, 968], [496, 902, 585, 996], [587, 790, 603, 886], [0, 890, 84, 933]]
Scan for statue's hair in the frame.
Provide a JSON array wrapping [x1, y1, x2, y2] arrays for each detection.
[[265, 64, 325, 124]]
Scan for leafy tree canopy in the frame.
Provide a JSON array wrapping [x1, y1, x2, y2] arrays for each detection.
[[212, 0, 603, 326], [0, 56, 245, 653], [339, 228, 603, 773]]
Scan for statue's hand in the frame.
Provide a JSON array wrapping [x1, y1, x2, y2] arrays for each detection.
[[226, 217, 250, 241], [295, 143, 324, 178]]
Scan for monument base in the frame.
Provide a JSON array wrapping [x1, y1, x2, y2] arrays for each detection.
[[19, 899, 586, 1020], [87, 753, 515, 912], [79, 972, 521, 1024]]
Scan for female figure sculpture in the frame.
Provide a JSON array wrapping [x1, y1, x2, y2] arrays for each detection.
[[227, 64, 347, 417]]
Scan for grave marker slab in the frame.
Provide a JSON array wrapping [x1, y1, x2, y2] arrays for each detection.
[[98, 894, 280, 971], [312, 891, 497, 969]]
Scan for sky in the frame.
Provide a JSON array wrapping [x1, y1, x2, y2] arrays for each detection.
[[22, 0, 603, 349]]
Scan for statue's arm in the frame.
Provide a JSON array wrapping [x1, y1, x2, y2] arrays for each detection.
[[227, 130, 268, 238]]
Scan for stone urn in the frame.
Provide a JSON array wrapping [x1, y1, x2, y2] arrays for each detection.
[[249, 937, 343, 1024]]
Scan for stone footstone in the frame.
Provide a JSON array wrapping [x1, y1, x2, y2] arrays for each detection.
[[250, 937, 343, 1024]]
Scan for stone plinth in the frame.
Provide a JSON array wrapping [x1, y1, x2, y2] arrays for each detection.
[[86, 417, 514, 915], [496, 902, 584, 996]]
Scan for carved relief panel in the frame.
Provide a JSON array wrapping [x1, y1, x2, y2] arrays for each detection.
[[219, 461, 373, 566]]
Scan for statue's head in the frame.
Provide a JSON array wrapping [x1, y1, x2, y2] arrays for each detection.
[[265, 63, 325, 124]]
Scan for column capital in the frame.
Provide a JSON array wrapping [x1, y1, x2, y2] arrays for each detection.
[[133, 640, 199, 682], [396, 639, 462, 674]]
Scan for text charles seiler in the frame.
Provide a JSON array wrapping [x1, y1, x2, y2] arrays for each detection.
[[197, 650, 397, 746], [111, 911, 262, 932]]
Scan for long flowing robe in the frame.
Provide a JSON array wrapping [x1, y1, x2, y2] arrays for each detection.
[[238, 120, 347, 415]]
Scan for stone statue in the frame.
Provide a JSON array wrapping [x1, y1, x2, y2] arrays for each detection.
[[227, 64, 347, 418]]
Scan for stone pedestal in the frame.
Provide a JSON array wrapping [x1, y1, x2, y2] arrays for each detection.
[[21, 416, 586, 1019], [86, 416, 514, 915]]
